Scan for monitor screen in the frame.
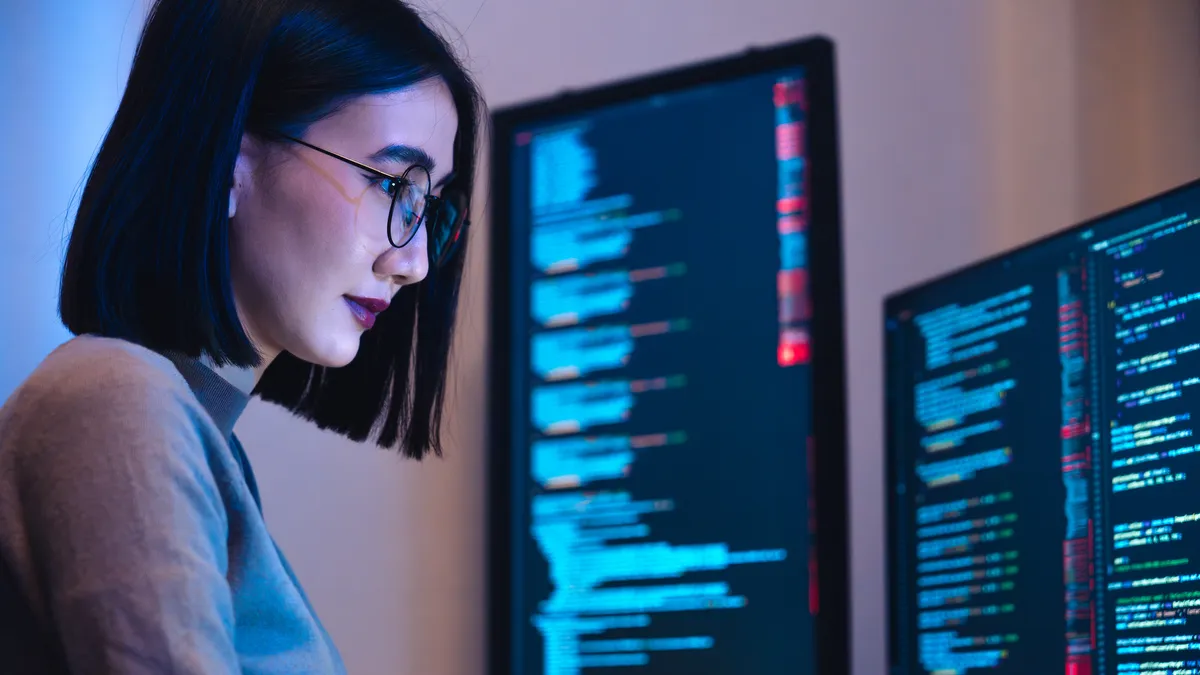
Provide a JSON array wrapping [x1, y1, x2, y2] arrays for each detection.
[[488, 38, 848, 675], [886, 178, 1200, 675]]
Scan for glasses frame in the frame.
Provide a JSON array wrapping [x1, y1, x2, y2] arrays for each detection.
[[278, 134, 466, 266]]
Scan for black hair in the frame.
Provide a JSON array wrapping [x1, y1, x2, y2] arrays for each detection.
[[58, 0, 483, 460]]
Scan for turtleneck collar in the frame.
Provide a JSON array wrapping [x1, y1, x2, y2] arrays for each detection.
[[162, 353, 251, 440]]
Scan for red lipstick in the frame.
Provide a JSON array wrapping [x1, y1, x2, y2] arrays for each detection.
[[344, 295, 388, 330], [345, 296, 389, 313]]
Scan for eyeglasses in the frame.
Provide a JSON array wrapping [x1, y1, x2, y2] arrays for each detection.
[[279, 135, 467, 267]]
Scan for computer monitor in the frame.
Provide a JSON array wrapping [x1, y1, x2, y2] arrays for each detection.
[[487, 36, 849, 675], [885, 178, 1200, 675]]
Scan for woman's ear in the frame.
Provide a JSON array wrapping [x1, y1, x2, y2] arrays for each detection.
[[228, 178, 239, 218], [228, 134, 260, 219]]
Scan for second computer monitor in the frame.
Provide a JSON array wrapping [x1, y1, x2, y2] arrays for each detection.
[[886, 178, 1200, 674], [489, 37, 849, 675]]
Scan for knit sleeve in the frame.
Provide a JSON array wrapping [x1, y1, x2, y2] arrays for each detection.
[[13, 365, 241, 674]]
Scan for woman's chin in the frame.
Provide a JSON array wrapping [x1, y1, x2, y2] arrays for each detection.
[[290, 334, 361, 369]]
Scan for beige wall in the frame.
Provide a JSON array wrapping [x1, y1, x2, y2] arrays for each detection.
[[3, 1, 1199, 674], [1073, 0, 1200, 221]]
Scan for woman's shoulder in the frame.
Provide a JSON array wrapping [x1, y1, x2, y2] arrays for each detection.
[[0, 335, 204, 452], [8, 335, 188, 405]]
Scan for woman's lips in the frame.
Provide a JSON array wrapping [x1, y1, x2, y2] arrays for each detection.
[[344, 296, 380, 329], [346, 295, 389, 313]]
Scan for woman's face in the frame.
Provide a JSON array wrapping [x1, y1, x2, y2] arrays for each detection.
[[229, 78, 459, 367]]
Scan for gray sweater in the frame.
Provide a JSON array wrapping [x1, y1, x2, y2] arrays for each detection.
[[0, 335, 346, 674]]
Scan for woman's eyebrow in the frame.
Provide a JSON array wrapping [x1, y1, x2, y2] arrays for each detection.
[[368, 143, 436, 172]]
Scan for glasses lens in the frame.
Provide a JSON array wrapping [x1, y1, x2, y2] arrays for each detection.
[[431, 192, 467, 266], [388, 165, 431, 247]]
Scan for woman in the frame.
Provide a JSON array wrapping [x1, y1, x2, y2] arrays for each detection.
[[0, 0, 481, 671]]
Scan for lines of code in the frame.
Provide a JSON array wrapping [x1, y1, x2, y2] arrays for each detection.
[[904, 289, 1030, 673], [507, 68, 818, 674], [888, 182, 1200, 675], [1092, 213, 1200, 675]]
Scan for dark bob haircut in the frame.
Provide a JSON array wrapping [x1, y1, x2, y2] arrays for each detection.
[[59, 0, 483, 460]]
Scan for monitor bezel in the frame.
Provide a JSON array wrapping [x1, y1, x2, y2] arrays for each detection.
[[487, 35, 849, 675], [882, 175, 1200, 672]]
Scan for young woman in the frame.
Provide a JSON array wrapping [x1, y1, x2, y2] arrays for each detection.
[[0, 0, 481, 671]]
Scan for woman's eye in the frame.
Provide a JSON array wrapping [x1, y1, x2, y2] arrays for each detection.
[[367, 175, 398, 197]]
